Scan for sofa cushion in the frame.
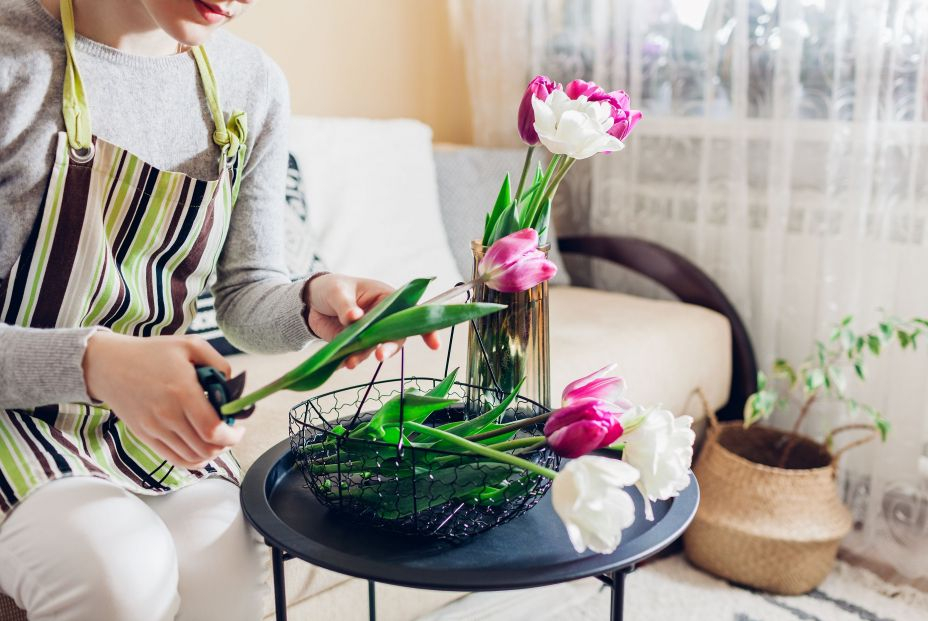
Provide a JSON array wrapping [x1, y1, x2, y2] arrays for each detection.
[[288, 116, 464, 295]]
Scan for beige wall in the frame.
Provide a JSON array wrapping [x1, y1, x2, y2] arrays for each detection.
[[228, 0, 472, 144]]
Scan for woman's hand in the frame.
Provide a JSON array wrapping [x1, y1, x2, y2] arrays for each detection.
[[82, 332, 245, 469], [304, 274, 440, 368]]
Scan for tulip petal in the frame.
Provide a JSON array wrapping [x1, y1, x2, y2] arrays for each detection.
[[519, 76, 560, 145], [544, 399, 624, 458], [547, 421, 608, 458], [485, 254, 557, 293], [479, 228, 539, 276]]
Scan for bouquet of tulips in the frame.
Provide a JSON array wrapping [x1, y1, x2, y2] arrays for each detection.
[[483, 76, 641, 246]]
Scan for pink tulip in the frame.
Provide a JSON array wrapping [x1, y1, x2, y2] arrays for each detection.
[[477, 229, 557, 293], [565, 79, 642, 142], [544, 398, 625, 458], [562, 363, 632, 408], [518, 75, 561, 145]]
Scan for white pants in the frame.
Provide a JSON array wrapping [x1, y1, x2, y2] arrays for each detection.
[[0, 477, 267, 621]]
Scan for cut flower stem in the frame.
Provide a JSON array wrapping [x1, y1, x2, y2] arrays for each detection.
[[403, 421, 558, 480]]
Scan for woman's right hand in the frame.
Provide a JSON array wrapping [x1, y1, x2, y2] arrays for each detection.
[[82, 332, 245, 469]]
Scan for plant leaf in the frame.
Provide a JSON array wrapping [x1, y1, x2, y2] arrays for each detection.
[[286, 359, 344, 392], [428, 379, 525, 448], [346, 303, 505, 354], [285, 308, 500, 395], [772, 359, 796, 386], [805, 368, 826, 393], [853, 361, 865, 380], [879, 322, 894, 341], [279, 278, 431, 388], [363, 393, 458, 439], [490, 203, 522, 243], [483, 174, 512, 246], [874, 416, 891, 442], [426, 368, 459, 399], [532, 198, 552, 244]]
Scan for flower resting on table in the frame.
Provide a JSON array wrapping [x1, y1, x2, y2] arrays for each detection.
[[619, 406, 695, 520], [551, 456, 640, 554]]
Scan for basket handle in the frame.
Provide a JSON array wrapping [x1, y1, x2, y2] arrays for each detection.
[[829, 424, 880, 464], [689, 387, 718, 429]]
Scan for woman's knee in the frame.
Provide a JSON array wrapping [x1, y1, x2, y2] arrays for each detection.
[[0, 477, 181, 621], [144, 479, 268, 621]]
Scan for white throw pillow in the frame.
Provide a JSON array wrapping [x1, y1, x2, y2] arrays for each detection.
[[288, 116, 465, 294]]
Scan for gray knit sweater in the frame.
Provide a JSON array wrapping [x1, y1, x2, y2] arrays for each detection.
[[0, 0, 316, 407]]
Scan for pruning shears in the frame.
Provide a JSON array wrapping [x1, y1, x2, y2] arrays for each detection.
[[195, 366, 255, 426]]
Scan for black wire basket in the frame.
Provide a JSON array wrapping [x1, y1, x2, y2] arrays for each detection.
[[288, 363, 559, 542]]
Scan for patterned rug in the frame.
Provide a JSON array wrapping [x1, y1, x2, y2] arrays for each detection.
[[420, 555, 928, 621]]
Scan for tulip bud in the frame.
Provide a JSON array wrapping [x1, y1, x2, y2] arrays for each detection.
[[518, 75, 560, 145], [477, 229, 557, 293], [543, 398, 625, 458]]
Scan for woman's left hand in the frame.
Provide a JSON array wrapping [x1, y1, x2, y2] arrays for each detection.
[[304, 273, 441, 369]]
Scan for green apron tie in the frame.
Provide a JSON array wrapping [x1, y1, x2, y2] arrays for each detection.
[[191, 46, 248, 159], [59, 0, 91, 150], [58, 0, 248, 165]]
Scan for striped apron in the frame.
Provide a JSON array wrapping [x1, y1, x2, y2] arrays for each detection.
[[0, 0, 248, 522]]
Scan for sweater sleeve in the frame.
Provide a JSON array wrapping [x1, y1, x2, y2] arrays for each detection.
[[0, 325, 101, 408], [0, 41, 102, 409], [211, 54, 318, 354]]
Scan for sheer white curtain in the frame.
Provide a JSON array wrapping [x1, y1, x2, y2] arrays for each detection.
[[451, 0, 928, 581]]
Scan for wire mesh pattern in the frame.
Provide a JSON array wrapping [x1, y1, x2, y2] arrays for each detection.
[[289, 377, 559, 542]]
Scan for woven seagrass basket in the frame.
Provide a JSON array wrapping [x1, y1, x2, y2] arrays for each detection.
[[684, 410, 853, 595]]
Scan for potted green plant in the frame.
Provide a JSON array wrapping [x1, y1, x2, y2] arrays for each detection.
[[684, 314, 927, 594]]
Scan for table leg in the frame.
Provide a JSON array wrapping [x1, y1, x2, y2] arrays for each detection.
[[272, 547, 288, 621], [368, 580, 377, 621], [610, 568, 627, 621]]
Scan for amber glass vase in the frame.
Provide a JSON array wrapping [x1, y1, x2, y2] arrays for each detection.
[[466, 241, 551, 409]]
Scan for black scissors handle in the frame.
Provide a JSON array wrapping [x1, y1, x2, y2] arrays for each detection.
[[195, 366, 254, 425]]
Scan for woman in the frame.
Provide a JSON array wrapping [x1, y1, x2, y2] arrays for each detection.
[[0, 1, 437, 619]]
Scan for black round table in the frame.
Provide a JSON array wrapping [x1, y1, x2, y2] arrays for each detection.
[[241, 439, 700, 621]]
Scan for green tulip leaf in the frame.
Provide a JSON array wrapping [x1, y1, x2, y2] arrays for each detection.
[[426, 368, 459, 399], [426, 378, 524, 449], [282, 277, 432, 384], [483, 174, 513, 246], [490, 204, 522, 245], [363, 393, 458, 438], [219, 280, 507, 415], [285, 359, 344, 393], [345, 303, 505, 355]]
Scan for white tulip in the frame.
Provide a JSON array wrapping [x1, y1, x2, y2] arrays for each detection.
[[620, 406, 695, 520], [551, 455, 639, 554], [531, 90, 625, 160]]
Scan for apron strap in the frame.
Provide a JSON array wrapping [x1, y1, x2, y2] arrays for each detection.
[[57, 0, 248, 167], [59, 0, 92, 151], [191, 46, 248, 161]]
